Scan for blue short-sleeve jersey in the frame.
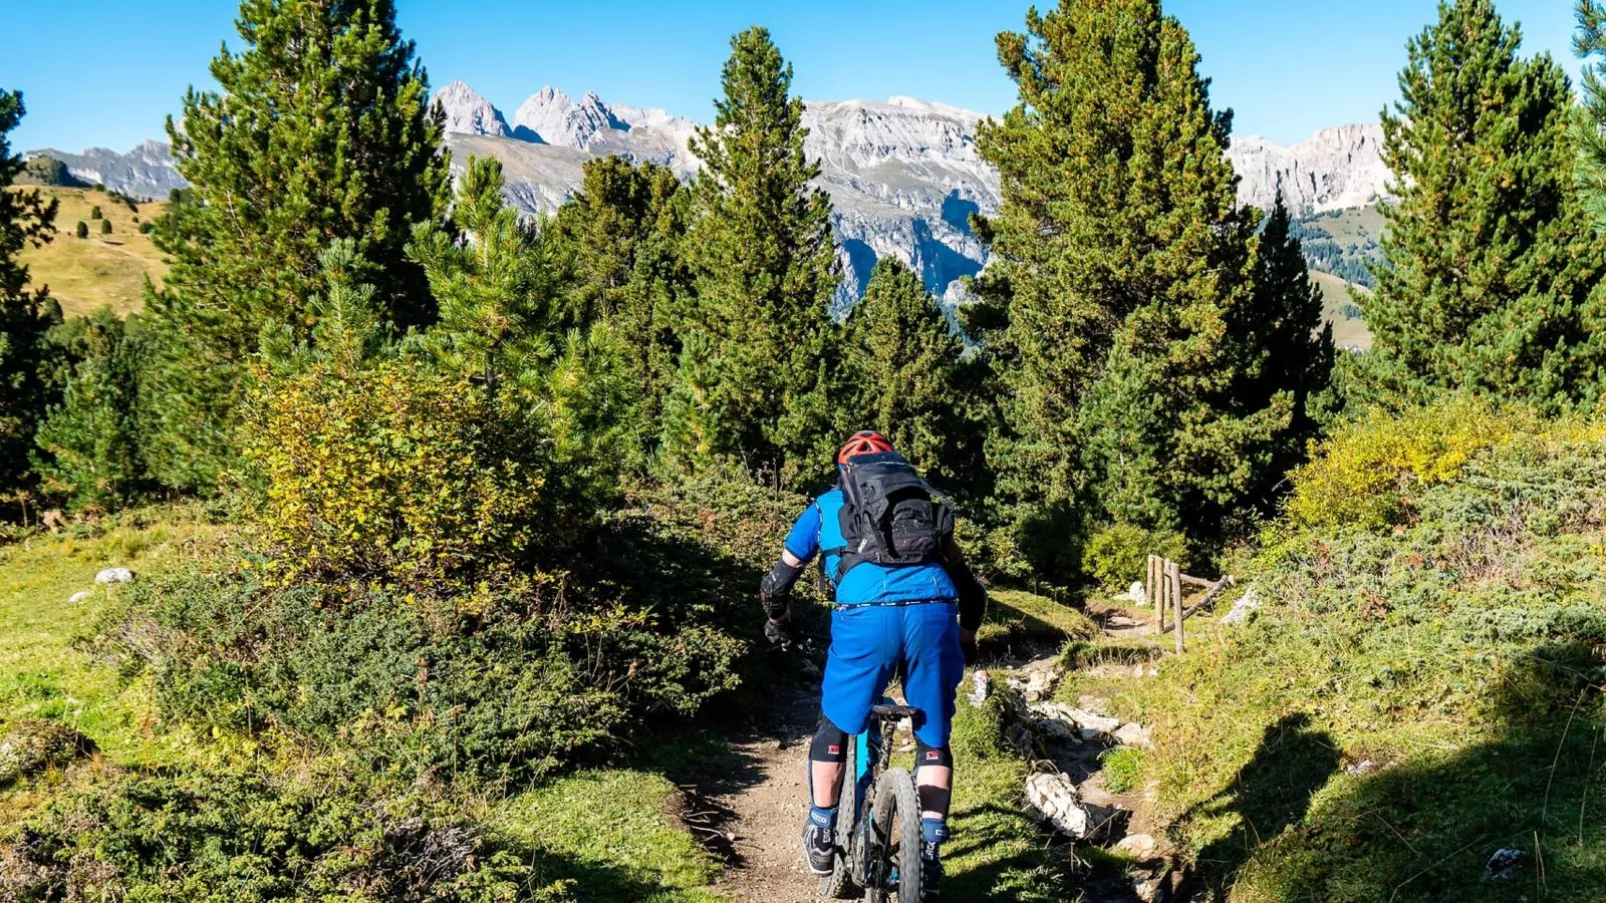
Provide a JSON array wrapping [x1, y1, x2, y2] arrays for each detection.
[[784, 488, 959, 606]]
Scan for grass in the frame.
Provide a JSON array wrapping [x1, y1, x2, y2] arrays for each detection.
[[1312, 271, 1373, 351], [9, 185, 168, 317], [1307, 204, 1386, 247], [981, 587, 1099, 650], [491, 770, 726, 903], [0, 507, 218, 767], [1084, 413, 1606, 901]]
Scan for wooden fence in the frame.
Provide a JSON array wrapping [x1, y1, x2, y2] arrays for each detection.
[[1145, 555, 1235, 653]]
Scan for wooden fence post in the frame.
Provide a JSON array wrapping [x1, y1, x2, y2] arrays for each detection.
[[1169, 560, 1184, 654], [1148, 555, 1160, 630]]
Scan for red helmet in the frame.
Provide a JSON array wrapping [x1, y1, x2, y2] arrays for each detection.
[[837, 430, 895, 465]]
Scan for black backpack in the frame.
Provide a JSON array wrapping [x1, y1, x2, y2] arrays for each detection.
[[830, 455, 954, 584]]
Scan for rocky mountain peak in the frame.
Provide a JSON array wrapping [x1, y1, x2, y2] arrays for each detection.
[[511, 86, 625, 149], [433, 81, 509, 138], [1231, 123, 1389, 214]]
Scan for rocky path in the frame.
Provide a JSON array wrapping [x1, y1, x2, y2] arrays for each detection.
[[681, 607, 1189, 902]]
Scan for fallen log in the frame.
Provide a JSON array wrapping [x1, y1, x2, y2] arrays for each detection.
[[1159, 574, 1235, 634]]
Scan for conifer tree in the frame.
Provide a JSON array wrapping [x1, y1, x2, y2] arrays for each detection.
[[139, 0, 449, 493], [682, 26, 840, 485], [659, 333, 730, 477], [972, 0, 1299, 561], [408, 156, 625, 501], [1575, 0, 1606, 229], [1372, 0, 1606, 408], [0, 90, 62, 501], [841, 257, 983, 494], [549, 156, 690, 466], [1233, 194, 1335, 478], [33, 310, 143, 512]]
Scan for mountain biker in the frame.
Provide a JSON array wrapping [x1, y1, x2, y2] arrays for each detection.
[[760, 431, 987, 899]]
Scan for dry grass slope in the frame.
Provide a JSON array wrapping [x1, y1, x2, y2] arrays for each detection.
[[9, 186, 168, 317]]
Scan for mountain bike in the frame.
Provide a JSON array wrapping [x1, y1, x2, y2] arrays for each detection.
[[772, 630, 927, 901], [820, 699, 925, 902]]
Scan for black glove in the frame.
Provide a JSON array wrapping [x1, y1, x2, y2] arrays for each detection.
[[764, 617, 799, 650]]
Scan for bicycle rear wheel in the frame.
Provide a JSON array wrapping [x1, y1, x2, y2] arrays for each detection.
[[867, 767, 923, 902], [820, 740, 860, 899]]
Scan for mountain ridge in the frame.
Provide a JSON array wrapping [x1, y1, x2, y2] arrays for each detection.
[[26, 84, 1391, 305]]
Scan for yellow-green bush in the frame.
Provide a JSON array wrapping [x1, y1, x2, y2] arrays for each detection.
[[1284, 395, 1533, 530], [240, 358, 546, 586], [1081, 522, 1187, 590]]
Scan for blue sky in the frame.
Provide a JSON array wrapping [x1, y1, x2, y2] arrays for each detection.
[[0, 0, 1585, 152]]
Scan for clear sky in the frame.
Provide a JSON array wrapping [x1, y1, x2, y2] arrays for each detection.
[[0, 0, 1585, 153]]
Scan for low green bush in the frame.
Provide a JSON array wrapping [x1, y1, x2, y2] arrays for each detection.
[[1, 762, 576, 902], [101, 560, 743, 785], [1118, 404, 1606, 899], [1081, 522, 1188, 590]]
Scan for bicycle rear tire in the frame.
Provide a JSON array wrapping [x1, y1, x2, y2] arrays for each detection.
[[867, 767, 923, 902], [820, 741, 860, 899]]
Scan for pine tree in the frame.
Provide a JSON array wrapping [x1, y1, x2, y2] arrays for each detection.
[[841, 257, 983, 494], [1575, 0, 1606, 229], [408, 156, 625, 501], [1371, 0, 1606, 408], [139, 0, 449, 493], [659, 333, 730, 477], [1232, 194, 1335, 484], [548, 156, 691, 466], [0, 90, 63, 503], [972, 0, 1298, 562], [682, 26, 840, 486], [33, 310, 143, 512]]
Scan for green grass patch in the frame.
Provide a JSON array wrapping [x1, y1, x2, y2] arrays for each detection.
[[981, 588, 1098, 651], [1106, 409, 1606, 901], [1099, 747, 1145, 794], [490, 769, 724, 902], [945, 689, 1077, 901], [0, 507, 218, 775]]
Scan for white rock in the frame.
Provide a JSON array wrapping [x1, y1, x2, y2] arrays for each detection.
[[1114, 833, 1159, 860], [1221, 587, 1263, 625], [1024, 773, 1095, 839], [966, 670, 990, 708], [94, 568, 133, 585], [68, 591, 92, 603], [1007, 668, 1060, 703], [1032, 702, 1122, 741], [1125, 581, 1147, 605], [1484, 848, 1524, 880], [1114, 723, 1154, 749]]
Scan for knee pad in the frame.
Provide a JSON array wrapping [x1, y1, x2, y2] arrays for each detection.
[[810, 718, 850, 763], [915, 739, 953, 770]]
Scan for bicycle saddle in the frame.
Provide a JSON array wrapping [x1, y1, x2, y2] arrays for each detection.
[[871, 703, 919, 719]]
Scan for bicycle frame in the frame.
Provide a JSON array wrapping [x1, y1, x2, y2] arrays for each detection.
[[845, 699, 911, 890]]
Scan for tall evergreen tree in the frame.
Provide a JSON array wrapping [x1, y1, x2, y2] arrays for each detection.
[[1371, 0, 1606, 408], [1575, 0, 1606, 230], [33, 310, 144, 512], [139, 0, 449, 492], [971, 0, 1300, 564], [549, 156, 691, 466], [681, 26, 840, 486], [0, 90, 62, 504], [1232, 194, 1335, 487], [841, 257, 984, 494]]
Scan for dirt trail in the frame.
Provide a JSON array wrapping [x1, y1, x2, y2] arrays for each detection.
[[676, 684, 821, 902]]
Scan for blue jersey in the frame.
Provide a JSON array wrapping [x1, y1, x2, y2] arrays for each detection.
[[784, 488, 959, 606]]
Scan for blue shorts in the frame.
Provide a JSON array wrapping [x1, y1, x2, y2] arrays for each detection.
[[821, 601, 965, 749]]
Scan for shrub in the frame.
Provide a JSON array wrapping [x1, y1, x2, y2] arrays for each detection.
[[1081, 522, 1187, 590], [240, 356, 548, 586], [0, 719, 94, 786], [137, 220, 153, 234], [0, 763, 571, 902], [74, 220, 87, 238], [102, 552, 744, 784], [1284, 394, 1533, 531], [89, 204, 102, 219], [99, 218, 111, 234]]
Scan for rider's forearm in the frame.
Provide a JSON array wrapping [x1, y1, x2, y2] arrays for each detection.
[[942, 538, 987, 631], [761, 551, 806, 619]]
